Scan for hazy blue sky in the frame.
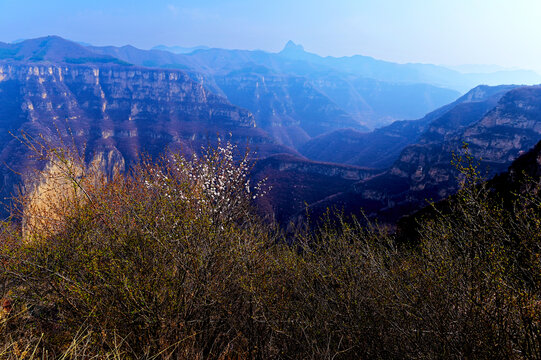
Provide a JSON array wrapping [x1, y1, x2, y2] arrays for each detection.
[[1, 0, 540, 71]]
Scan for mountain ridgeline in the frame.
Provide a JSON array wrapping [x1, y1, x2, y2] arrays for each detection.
[[84, 42, 464, 134], [300, 85, 519, 169]]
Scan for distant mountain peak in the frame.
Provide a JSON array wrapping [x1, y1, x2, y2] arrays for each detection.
[[0, 36, 130, 66], [281, 40, 305, 53]]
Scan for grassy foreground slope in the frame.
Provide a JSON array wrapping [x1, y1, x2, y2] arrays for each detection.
[[0, 140, 539, 359]]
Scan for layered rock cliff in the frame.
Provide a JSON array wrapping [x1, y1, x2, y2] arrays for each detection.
[[397, 138, 541, 244], [0, 62, 292, 209], [388, 86, 541, 199]]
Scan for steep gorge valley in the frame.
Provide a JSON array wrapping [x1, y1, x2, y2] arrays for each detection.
[[0, 35, 541, 227]]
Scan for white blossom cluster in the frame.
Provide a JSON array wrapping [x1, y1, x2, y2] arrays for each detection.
[[144, 141, 267, 222]]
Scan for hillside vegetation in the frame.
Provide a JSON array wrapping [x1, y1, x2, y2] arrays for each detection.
[[0, 140, 539, 359]]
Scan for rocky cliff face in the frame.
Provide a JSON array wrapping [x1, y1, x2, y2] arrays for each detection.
[[0, 62, 292, 209], [300, 85, 517, 169], [251, 154, 381, 223], [389, 86, 541, 197], [214, 70, 364, 148], [397, 138, 541, 244], [303, 85, 541, 224]]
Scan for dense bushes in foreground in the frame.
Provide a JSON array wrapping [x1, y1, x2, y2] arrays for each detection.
[[0, 141, 539, 359]]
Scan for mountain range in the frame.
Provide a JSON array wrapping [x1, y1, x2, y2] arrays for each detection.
[[86, 39, 464, 133], [1, 35, 541, 225], [278, 41, 541, 92], [299, 85, 541, 225]]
